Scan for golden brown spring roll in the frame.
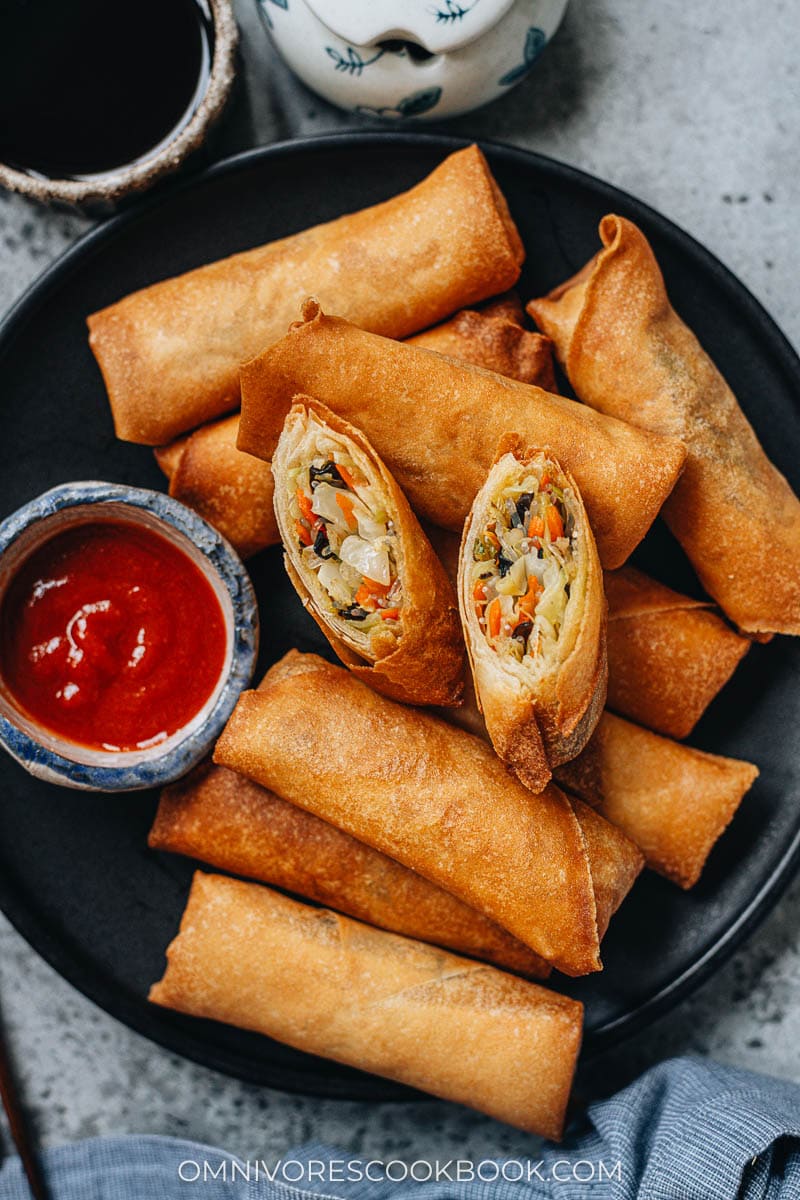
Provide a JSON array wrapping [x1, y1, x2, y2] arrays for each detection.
[[572, 795, 644, 938], [214, 650, 643, 976], [151, 761, 550, 978], [238, 301, 687, 570], [528, 215, 800, 636], [459, 439, 606, 791], [410, 296, 556, 391], [149, 873, 583, 1138], [152, 438, 186, 479], [155, 415, 278, 560], [555, 712, 759, 888], [272, 399, 464, 706], [88, 146, 524, 446], [432, 677, 641, 940], [605, 566, 750, 738], [154, 299, 556, 560]]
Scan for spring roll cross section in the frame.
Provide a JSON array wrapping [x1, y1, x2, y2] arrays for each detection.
[[154, 298, 555, 560], [150, 761, 551, 978], [528, 215, 800, 635], [89, 145, 524, 445], [556, 712, 759, 888], [605, 566, 751, 739], [214, 651, 628, 976], [149, 873, 583, 1138], [459, 440, 606, 792], [238, 302, 687, 570], [273, 399, 464, 706]]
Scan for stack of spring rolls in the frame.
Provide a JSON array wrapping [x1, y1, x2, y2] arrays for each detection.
[[85, 145, 794, 1136]]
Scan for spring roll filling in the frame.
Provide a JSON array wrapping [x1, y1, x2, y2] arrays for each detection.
[[284, 414, 403, 645], [471, 459, 577, 678]]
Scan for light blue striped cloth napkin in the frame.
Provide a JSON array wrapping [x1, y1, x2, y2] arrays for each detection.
[[1, 1057, 798, 1200]]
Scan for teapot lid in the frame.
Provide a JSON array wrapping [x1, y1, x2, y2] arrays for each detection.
[[304, 0, 517, 54]]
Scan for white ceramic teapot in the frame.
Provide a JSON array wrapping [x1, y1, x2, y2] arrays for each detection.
[[256, 0, 568, 120]]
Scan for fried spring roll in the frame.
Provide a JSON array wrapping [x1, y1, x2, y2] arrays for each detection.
[[149, 873, 583, 1138], [448, 534, 749, 742], [238, 302, 687, 570], [459, 440, 606, 791], [214, 651, 643, 976], [152, 438, 186, 479], [154, 299, 555, 560], [528, 215, 800, 636], [155, 415, 278, 560], [88, 146, 525, 445], [410, 295, 556, 391], [555, 712, 759, 888], [605, 566, 750, 738], [272, 399, 464, 706], [573, 796, 644, 937], [150, 761, 550, 978], [428, 683, 641, 938]]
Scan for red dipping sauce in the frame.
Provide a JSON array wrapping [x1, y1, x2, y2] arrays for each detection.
[[0, 519, 228, 753]]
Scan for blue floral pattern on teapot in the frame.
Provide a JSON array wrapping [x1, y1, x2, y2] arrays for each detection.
[[255, 0, 569, 120]]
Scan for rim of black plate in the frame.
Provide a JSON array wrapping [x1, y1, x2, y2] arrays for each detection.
[[1, 132, 799, 1101]]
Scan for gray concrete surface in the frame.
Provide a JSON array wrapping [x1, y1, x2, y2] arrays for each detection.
[[1, 0, 799, 1163]]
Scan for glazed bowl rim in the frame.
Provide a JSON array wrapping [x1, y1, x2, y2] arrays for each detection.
[[0, 0, 238, 206], [0, 480, 259, 791]]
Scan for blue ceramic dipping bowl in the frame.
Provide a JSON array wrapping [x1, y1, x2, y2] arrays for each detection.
[[0, 481, 259, 791]]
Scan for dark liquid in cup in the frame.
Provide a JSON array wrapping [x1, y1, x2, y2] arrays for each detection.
[[0, 0, 214, 179]]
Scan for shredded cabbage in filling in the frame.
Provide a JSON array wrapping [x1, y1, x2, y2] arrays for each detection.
[[470, 466, 576, 663], [286, 428, 402, 631]]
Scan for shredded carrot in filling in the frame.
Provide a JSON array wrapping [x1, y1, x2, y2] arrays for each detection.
[[286, 438, 402, 630], [471, 465, 576, 662]]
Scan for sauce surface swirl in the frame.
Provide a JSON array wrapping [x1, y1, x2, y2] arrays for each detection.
[[0, 520, 227, 752]]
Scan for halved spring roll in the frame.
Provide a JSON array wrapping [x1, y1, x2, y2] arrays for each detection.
[[149, 873, 584, 1139], [150, 761, 551, 979], [272, 399, 464, 707], [459, 439, 606, 792], [555, 712, 759, 888], [528, 215, 800, 636], [446, 537, 750, 743], [238, 301, 687, 570], [214, 650, 643, 976], [153, 297, 554, 561], [88, 145, 524, 445], [605, 566, 751, 739]]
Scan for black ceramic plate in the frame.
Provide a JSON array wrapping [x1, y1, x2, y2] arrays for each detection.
[[1, 134, 799, 1101]]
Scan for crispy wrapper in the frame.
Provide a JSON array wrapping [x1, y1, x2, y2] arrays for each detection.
[[153, 298, 553, 560], [272, 399, 464, 706], [555, 712, 759, 888], [214, 651, 642, 975], [152, 438, 186, 479], [149, 873, 583, 1138], [410, 296, 556, 391], [528, 215, 800, 635], [571, 796, 644, 939], [88, 146, 524, 445], [430, 670, 642, 930], [238, 301, 686, 570], [155, 415, 278, 560], [605, 566, 751, 738], [459, 440, 607, 791], [431, 614, 743, 891], [150, 761, 550, 978]]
